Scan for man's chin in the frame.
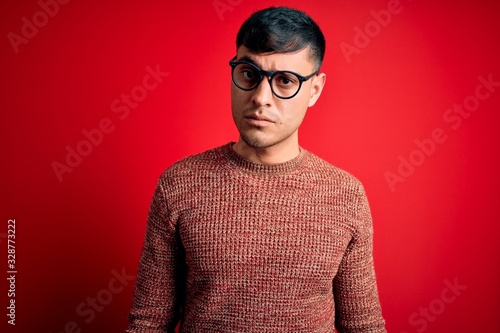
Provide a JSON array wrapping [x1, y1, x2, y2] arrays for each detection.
[[239, 133, 284, 150], [238, 133, 269, 149]]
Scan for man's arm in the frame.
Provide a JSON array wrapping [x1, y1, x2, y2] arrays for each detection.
[[333, 183, 386, 333], [125, 179, 185, 333]]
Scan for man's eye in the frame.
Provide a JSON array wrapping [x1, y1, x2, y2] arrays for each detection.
[[242, 70, 256, 79], [275, 74, 297, 86]]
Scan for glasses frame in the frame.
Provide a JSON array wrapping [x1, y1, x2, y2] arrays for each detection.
[[229, 56, 318, 100]]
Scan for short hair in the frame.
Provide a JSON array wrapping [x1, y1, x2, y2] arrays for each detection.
[[236, 7, 326, 70]]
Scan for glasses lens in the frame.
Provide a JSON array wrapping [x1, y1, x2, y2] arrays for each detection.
[[271, 72, 301, 98], [233, 63, 261, 90]]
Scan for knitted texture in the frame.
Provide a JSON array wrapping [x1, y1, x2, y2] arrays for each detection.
[[126, 143, 386, 333]]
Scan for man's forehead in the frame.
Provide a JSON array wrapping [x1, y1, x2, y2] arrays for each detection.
[[236, 46, 314, 71]]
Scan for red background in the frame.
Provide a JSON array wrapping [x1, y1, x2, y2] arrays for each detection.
[[2, 0, 500, 332]]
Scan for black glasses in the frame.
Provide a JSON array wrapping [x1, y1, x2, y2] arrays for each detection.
[[229, 57, 318, 99]]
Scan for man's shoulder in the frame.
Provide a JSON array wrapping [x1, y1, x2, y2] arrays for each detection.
[[159, 144, 228, 180], [305, 150, 364, 190]]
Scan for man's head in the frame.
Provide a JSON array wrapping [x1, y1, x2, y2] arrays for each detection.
[[236, 6, 326, 71], [231, 7, 327, 158]]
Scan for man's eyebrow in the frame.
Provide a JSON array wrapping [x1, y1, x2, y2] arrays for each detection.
[[238, 55, 259, 66], [238, 56, 279, 71]]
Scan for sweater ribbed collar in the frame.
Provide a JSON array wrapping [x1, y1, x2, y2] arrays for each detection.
[[223, 142, 308, 174]]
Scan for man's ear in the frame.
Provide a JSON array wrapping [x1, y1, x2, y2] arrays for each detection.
[[308, 72, 326, 107]]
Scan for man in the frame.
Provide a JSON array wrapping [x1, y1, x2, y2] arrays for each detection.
[[126, 6, 386, 333]]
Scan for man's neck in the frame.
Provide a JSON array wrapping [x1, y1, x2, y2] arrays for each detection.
[[232, 138, 301, 165]]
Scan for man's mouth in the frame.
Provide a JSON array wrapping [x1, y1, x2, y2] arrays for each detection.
[[245, 114, 275, 123]]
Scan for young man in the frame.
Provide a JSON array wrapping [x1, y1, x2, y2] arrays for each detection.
[[126, 6, 386, 333]]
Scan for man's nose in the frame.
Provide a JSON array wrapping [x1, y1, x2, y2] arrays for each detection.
[[251, 76, 274, 106]]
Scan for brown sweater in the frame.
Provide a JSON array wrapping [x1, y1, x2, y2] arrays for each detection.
[[126, 143, 386, 333]]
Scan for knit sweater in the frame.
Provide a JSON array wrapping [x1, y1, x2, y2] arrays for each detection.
[[126, 143, 386, 333]]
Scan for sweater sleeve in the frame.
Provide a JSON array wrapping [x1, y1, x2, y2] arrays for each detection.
[[125, 179, 185, 333], [333, 183, 386, 333]]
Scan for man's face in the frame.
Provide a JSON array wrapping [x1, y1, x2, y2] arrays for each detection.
[[231, 46, 326, 151]]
